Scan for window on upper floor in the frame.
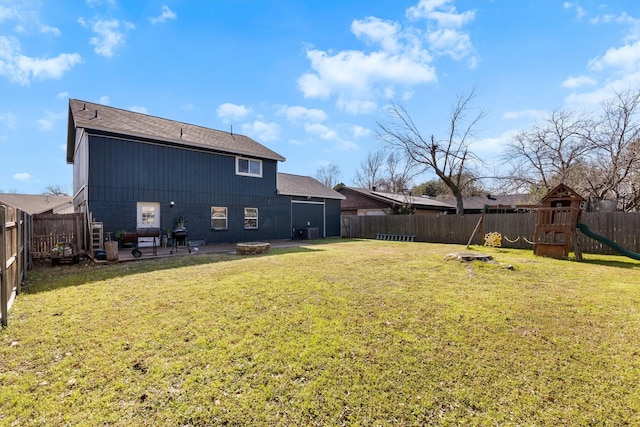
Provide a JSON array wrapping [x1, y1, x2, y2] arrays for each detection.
[[236, 157, 262, 177]]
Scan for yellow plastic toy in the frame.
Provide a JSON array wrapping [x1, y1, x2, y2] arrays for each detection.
[[483, 232, 502, 247]]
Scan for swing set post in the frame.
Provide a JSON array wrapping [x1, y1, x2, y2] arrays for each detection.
[[466, 211, 484, 249]]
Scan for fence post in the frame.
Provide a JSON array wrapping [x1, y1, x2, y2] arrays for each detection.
[[16, 209, 23, 295], [1, 206, 7, 328]]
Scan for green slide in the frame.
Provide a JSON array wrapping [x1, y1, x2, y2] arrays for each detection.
[[576, 222, 640, 261]]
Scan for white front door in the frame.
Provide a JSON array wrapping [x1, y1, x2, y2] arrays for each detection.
[[136, 202, 160, 247]]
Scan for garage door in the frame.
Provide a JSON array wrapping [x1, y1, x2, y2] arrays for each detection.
[[291, 201, 324, 239]]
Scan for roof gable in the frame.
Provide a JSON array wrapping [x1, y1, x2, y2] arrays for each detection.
[[277, 173, 345, 200], [542, 183, 585, 203], [340, 187, 455, 210], [0, 193, 73, 214], [67, 99, 286, 163]]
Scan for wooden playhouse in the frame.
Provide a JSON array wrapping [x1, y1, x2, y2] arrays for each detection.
[[533, 184, 585, 259]]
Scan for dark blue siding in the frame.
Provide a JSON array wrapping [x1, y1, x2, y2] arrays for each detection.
[[87, 135, 290, 243], [325, 199, 342, 237]]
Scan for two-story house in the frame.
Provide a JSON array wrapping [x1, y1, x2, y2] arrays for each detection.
[[66, 99, 344, 244]]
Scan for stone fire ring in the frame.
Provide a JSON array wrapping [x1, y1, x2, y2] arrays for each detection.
[[236, 242, 271, 255]]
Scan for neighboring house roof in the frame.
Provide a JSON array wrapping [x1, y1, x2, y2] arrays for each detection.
[[67, 99, 286, 163], [277, 173, 345, 200], [342, 187, 455, 210], [0, 193, 74, 215], [436, 194, 534, 211]]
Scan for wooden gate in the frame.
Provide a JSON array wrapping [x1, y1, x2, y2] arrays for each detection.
[[32, 213, 85, 259]]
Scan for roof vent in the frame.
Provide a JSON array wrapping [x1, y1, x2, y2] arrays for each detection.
[[82, 103, 87, 111], [180, 128, 183, 138], [94, 109, 98, 119]]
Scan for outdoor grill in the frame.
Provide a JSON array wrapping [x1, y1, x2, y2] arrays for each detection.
[[170, 225, 188, 254], [131, 227, 162, 258]]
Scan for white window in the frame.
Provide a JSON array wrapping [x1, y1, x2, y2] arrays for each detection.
[[244, 207, 258, 229], [211, 207, 228, 230], [236, 157, 262, 177]]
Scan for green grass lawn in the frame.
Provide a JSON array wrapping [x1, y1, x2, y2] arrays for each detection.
[[1, 239, 639, 426]]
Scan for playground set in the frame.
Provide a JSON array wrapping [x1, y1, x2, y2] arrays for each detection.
[[468, 183, 640, 261]]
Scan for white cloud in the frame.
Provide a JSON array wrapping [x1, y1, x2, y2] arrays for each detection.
[[470, 129, 517, 157], [589, 39, 640, 72], [563, 8, 640, 109], [217, 103, 251, 122], [336, 139, 358, 151], [57, 91, 69, 99], [563, 2, 586, 19], [407, 0, 477, 65], [562, 75, 597, 88], [0, 112, 17, 142], [129, 106, 148, 114], [303, 123, 358, 152], [590, 12, 640, 41], [0, 36, 81, 85], [305, 123, 337, 140], [351, 16, 401, 53], [37, 111, 65, 131], [150, 5, 177, 25], [83, 18, 135, 57], [277, 105, 327, 123], [297, 0, 477, 114], [351, 125, 371, 139], [298, 48, 436, 104], [86, 0, 116, 7], [13, 172, 31, 181], [40, 24, 61, 36], [99, 95, 110, 105], [502, 109, 546, 120], [336, 96, 378, 115], [0, 4, 19, 22], [407, 0, 475, 27], [241, 120, 280, 142]]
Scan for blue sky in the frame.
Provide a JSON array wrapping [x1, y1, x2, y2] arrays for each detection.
[[1, 0, 639, 194]]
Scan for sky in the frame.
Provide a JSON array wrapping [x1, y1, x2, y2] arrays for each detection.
[[1, 0, 639, 195]]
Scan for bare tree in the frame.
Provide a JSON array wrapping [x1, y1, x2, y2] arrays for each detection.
[[376, 88, 487, 214], [382, 151, 422, 193], [413, 174, 487, 198], [43, 185, 69, 196], [315, 163, 342, 188], [353, 150, 386, 189], [502, 110, 595, 194], [587, 89, 640, 210], [502, 90, 640, 211], [353, 149, 421, 193]]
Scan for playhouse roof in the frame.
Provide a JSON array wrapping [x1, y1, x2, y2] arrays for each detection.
[[541, 183, 585, 203]]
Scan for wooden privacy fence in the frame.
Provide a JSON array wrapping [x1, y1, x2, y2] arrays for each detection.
[[342, 212, 640, 255], [32, 213, 85, 259], [1, 205, 31, 328]]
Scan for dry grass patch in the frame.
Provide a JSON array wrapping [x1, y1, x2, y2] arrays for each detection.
[[1, 240, 639, 426]]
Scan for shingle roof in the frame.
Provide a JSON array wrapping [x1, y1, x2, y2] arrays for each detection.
[[67, 99, 286, 163], [342, 187, 455, 210], [0, 193, 74, 215], [436, 194, 533, 210], [277, 173, 345, 200]]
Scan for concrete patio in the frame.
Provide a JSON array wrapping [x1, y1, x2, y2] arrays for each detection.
[[100, 239, 305, 263]]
